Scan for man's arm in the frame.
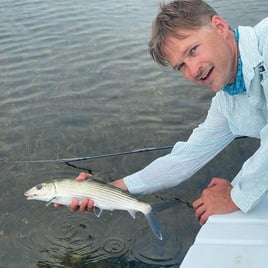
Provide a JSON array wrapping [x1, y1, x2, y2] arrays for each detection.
[[123, 94, 235, 195]]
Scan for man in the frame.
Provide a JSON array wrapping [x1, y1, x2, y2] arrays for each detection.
[[61, 0, 268, 225]]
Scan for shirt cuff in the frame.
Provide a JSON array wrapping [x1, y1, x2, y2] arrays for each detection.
[[123, 173, 148, 195], [231, 183, 266, 213]]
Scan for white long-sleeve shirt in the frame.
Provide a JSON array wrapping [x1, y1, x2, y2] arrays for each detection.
[[124, 17, 268, 213]]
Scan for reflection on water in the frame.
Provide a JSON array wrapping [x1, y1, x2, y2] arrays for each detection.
[[0, 0, 266, 266]]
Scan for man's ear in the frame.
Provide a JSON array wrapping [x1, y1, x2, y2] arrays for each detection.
[[211, 15, 229, 38]]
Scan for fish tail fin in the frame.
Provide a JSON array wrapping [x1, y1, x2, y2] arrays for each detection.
[[143, 200, 179, 240], [144, 211, 163, 240]]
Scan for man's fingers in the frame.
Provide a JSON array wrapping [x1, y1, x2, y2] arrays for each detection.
[[69, 198, 94, 212], [69, 199, 80, 212], [208, 177, 229, 188], [79, 198, 90, 211], [199, 211, 210, 225], [86, 199, 94, 212], [194, 203, 207, 222], [192, 198, 203, 210], [76, 172, 92, 182]]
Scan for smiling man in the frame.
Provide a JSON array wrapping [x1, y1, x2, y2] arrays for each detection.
[[161, 17, 238, 92], [65, 0, 268, 225]]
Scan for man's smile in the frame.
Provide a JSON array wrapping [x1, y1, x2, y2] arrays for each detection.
[[200, 67, 214, 81]]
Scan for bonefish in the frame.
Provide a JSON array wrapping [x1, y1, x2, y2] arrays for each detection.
[[24, 178, 163, 240]]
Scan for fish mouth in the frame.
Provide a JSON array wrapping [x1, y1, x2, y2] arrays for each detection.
[[24, 192, 33, 199]]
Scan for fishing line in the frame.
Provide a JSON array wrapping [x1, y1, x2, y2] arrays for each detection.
[[153, 193, 193, 208], [64, 162, 93, 173]]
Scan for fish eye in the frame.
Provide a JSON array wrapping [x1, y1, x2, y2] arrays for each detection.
[[36, 184, 43, 190]]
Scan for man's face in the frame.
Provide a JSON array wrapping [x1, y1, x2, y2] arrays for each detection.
[[162, 16, 237, 92]]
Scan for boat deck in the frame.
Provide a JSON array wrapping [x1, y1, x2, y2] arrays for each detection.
[[180, 194, 268, 268]]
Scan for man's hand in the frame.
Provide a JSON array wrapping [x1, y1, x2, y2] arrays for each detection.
[[69, 172, 93, 212], [192, 177, 239, 225], [53, 172, 94, 211]]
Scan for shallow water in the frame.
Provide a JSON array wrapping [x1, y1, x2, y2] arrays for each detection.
[[0, 0, 266, 267]]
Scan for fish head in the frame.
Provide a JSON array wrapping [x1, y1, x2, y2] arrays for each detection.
[[24, 182, 56, 202]]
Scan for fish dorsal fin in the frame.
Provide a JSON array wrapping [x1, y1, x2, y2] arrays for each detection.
[[128, 210, 137, 219], [46, 196, 56, 207], [94, 206, 103, 218]]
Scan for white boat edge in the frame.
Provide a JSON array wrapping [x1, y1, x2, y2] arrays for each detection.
[[180, 193, 268, 268]]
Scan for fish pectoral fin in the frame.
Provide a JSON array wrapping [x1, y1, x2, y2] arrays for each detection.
[[128, 210, 137, 219], [94, 206, 103, 218], [46, 197, 56, 207]]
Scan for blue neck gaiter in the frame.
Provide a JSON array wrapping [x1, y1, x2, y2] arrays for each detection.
[[222, 28, 246, 96]]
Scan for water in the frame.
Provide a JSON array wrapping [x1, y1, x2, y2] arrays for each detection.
[[0, 0, 266, 267]]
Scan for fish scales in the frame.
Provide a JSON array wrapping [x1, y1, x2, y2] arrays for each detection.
[[55, 180, 149, 211]]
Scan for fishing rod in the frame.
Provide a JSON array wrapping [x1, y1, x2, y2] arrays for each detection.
[[14, 145, 174, 164], [12, 136, 247, 164]]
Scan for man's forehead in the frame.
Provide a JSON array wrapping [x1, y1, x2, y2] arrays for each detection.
[[169, 26, 211, 40], [163, 29, 195, 53], [163, 25, 212, 50]]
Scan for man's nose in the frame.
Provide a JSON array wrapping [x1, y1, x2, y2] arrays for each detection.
[[185, 59, 202, 80]]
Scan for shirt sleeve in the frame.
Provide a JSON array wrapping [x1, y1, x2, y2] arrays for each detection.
[[124, 94, 235, 195], [231, 118, 268, 213]]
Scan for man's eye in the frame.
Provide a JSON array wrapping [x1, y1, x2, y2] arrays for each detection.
[[190, 45, 198, 55], [177, 63, 185, 71]]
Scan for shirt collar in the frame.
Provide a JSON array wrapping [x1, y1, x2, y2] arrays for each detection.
[[222, 28, 246, 96]]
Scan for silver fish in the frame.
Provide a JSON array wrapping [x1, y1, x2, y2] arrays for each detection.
[[24, 178, 163, 240]]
